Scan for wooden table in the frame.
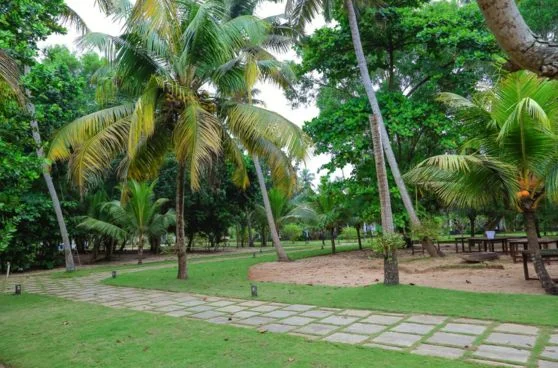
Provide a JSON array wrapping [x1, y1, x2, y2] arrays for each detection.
[[521, 249, 558, 280], [509, 238, 558, 262], [454, 237, 468, 253], [467, 237, 509, 253]]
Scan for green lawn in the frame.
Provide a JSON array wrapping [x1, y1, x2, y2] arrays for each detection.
[[0, 294, 485, 368], [104, 247, 558, 327]]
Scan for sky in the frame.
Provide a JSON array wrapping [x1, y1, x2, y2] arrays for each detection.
[[40, 0, 345, 186]]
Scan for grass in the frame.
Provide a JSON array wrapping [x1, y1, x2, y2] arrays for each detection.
[[104, 246, 558, 327], [0, 294, 485, 368]]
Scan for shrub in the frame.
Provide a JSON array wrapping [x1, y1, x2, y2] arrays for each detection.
[[282, 223, 303, 243]]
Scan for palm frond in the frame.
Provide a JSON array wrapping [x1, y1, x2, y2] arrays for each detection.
[[0, 50, 25, 106]]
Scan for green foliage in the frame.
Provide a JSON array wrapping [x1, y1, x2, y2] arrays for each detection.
[[520, 0, 558, 42], [411, 217, 443, 241], [282, 223, 303, 242], [338, 226, 357, 240], [370, 232, 405, 256]]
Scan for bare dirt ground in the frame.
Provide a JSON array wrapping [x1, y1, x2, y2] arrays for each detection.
[[249, 247, 558, 294]]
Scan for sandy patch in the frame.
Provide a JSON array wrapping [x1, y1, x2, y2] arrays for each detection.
[[249, 249, 558, 295]]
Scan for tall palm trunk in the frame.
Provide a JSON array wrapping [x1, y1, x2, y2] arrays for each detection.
[[330, 228, 336, 254], [30, 114, 76, 272], [524, 210, 557, 294], [252, 155, 289, 262], [138, 233, 144, 265], [344, 0, 442, 258], [370, 115, 399, 285], [176, 162, 188, 279], [356, 225, 362, 250]]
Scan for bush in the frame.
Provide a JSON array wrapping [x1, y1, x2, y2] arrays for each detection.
[[338, 226, 357, 240], [282, 223, 303, 243], [371, 233, 405, 257]]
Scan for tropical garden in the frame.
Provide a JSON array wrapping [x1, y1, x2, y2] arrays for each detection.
[[2, 0, 558, 367]]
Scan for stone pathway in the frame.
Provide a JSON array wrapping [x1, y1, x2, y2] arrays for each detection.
[[4, 271, 558, 368]]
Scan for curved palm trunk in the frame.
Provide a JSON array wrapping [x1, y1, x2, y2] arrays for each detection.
[[477, 0, 558, 79], [370, 115, 399, 285], [176, 162, 188, 279], [524, 210, 557, 294], [344, 0, 442, 258], [31, 118, 76, 272], [252, 155, 289, 262]]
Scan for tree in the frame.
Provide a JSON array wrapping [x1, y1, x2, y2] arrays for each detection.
[[49, 0, 306, 278], [78, 181, 175, 264], [478, 0, 558, 79], [406, 71, 558, 294]]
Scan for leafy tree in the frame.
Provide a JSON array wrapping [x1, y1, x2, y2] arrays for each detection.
[[283, 223, 303, 243], [406, 71, 558, 294], [78, 181, 175, 264]]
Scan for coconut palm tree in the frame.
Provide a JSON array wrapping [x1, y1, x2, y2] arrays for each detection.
[[49, 0, 306, 277], [78, 180, 175, 264], [285, 0, 442, 257], [406, 71, 558, 294]]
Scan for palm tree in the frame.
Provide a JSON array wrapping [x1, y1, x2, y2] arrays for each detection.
[[406, 71, 558, 294], [286, 0, 442, 257], [49, 0, 306, 278], [78, 180, 175, 264]]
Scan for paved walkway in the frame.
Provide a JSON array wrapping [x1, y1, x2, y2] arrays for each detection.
[[4, 269, 558, 368]]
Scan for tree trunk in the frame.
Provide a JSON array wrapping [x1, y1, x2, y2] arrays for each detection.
[[468, 213, 476, 237], [344, 0, 441, 258], [247, 214, 254, 247], [137, 234, 144, 265], [524, 210, 557, 294], [477, 0, 558, 79], [330, 228, 336, 254], [356, 225, 362, 250], [176, 162, 188, 279], [105, 239, 114, 261], [369, 114, 399, 286], [253, 155, 289, 262], [24, 66, 75, 272]]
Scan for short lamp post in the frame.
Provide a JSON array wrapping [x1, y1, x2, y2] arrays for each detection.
[[14, 284, 22, 295], [112, 271, 117, 279], [250, 284, 258, 297], [253, 252, 256, 258]]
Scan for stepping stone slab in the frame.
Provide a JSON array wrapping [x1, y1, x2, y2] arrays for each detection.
[[363, 343, 403, 351], [165, 310, 190, 317], [413, 344, 465, 359], [427, 332, 476, 347], [190, 311, 225, 320], [373, 332, 422, 347], [261, 324, 297, 333], [180, 300, 205, 307], [320, 316, 360, 326], [237, 316, 277, 326], [485, 332, 537, 349], [338, 309, 372, 317], [550, 335, 558, 345], [281, 316, 315, 326], [494, 323, 539, 336], [344, 323, 386, 335], [541, 346, 558, 360], [324, 333, 369, 344], [442, 323, 487, 335], [262, 310, 299, 319], [362, 315, 404, 326], [295, 323, 338, 336], [209, 301, 237, 307], [473, 345, 531, 364], [251, 305, 280, 313], [406, 315, 447, 325], [540, 360, 558, 368], [282, 304, 315, 312], [157, 305, 184, 312], [467, 359, 523, 367], [217, 305, 246, 313], [300, 310, 335, 318], [188, 305, 215, 313], [151, 300, 176, 307], [237, 301, 267, 307], [391, 323, 436, 335], [232, 311, 260, 319]]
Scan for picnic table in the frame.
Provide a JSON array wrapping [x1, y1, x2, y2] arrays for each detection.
[[467, 237, 510, 253], [521, 249, 558, 280], [454, 236, 468, 253], [509, 237, 558, 262]]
